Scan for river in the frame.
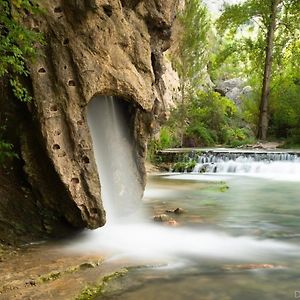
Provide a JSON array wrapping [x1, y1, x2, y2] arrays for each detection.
[[93, 171, 300, 299]]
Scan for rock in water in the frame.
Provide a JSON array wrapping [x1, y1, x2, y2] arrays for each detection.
[[153, 214, 171, 222], [174, 208, 185, 215], [165, 208, 185, 214]]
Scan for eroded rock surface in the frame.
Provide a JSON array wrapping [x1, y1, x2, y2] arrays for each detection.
[[21, 0, 179, 230]]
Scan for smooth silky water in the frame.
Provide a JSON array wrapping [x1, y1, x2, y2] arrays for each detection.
[[68, 96, 300, 299]]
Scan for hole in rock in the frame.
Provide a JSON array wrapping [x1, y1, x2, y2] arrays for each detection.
[[54, 130, 61, 136], [91, 208, 98, 214], [50, 105, 58, 112], [87, 96, 143, 222], [54, 7, 63, 13], [64, 65, 67, 70], [58, 151, 66, 158], [103, 5, 113, 17], [82, 156, 90, 164], [77, 120, 83, 126], [63, 38, 69, 45], [38, 67, 46, 73], [52, 144, 60, 150], [79, 140, 87, 148], [71, 178, 80, 184], [68, 80, 76, 86]]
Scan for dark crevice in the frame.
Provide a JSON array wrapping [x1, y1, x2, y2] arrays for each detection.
[[68, 80, 76, 86], [50, 105, 58, 112], [52, 144, 61, 150], [63, 38, 69, 45], [71, 178, 80, 184], [103, 5, 113, 17], [54, 7, 63, 13], [38, 68, 46, 73], [82, 156, 90, 164]]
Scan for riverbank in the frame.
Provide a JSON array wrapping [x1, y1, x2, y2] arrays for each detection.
[[0, 242, 139, 300]]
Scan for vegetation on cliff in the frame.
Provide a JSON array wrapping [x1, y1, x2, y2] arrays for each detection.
[[0, 0, 42, 164]]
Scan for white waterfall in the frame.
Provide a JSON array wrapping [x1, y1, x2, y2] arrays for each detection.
[[87, 96, 143, 224], [192, 152, 300, 181], [65, 99, 299, 262]]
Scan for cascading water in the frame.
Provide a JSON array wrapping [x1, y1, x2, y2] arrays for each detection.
[[68, 102, 299, 265], [87, 96, 143, 223], [192, 152, 300, 181]]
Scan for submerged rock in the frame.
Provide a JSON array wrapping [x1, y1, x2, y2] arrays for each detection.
[[166, 220, 179, 226], [174, 208, 185, 215], [165, 208, 185, 214], [153, 214, 171, 222]]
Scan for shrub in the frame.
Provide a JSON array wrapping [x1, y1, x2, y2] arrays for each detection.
[[0, 140, 17, 165]]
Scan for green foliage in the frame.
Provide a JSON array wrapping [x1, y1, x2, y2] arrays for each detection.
[[169, 0, 211, 146], [147, 127, 180, 163], [0, 124, 18, 165], [155, 91, 252, 149], [172, 0, 211, 92], [0, 0, 43, 102], [0, 139, 17, 165], [222, 127, 254, 147], [173, 160, 196, 173], [215, 0, 300, 140]]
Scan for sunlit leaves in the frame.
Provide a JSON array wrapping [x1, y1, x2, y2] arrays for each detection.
[[0, 0, 42, 102], [171, 0, 211, 93], [215, 0, 300, 138]]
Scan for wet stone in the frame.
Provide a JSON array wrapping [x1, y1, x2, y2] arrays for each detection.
[[153, 214, 170, 222]]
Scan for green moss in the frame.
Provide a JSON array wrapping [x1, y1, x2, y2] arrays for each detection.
[[38, 271, 61, 283], [75, 269, 128, 300], [37, 260, 103, 284], [219, 184, 229, 192], [172, 160, 196, 172]]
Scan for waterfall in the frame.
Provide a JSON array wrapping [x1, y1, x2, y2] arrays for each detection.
[[87, 96, 143, 224], [66, 103, 299, 263], [192, 152, 300, 180]]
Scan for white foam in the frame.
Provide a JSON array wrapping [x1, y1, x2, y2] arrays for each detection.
[[67, 223, 298, 261]]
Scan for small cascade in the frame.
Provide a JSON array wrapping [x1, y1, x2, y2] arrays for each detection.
[[87, 96, 143, 224], [192, 151, 300, 179]]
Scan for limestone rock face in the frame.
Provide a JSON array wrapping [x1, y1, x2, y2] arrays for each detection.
[[215, 78, 253, 109], [23, 0, 179, 229]]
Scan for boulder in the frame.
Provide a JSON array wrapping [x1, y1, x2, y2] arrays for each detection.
[[1, 0, 180, 240]]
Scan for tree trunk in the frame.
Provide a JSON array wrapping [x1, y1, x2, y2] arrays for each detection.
[[257, 0, 280, 140], [180, 80, 185, 147]]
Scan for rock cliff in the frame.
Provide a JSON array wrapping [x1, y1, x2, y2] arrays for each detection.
[[0, 0, 179, 242]]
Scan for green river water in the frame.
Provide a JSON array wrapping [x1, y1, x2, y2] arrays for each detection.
[[97, 173, 300, 300]]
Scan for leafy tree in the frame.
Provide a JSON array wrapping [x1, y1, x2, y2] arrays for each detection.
[[171, 0, 211, 145], [161, 91, 252, 148], [217, 0, 300, 140]]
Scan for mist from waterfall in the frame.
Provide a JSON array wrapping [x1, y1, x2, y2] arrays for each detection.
[[87, 96, 143, 224]]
